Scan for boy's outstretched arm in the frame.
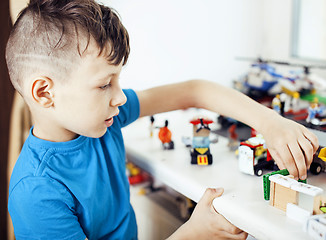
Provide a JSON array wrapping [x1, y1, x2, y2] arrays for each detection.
[[166, 188, 248, 240], [136, 80, 319, 180]]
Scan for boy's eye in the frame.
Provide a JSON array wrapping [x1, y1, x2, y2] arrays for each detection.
[[100, 83, 111, 90]]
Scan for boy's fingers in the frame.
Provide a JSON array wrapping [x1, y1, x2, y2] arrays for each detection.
[[288, 142, 307, 180], [303, 129, 319, 153], [268, 148, 285, 170], [274, 145, 299, 178], [298, 136, 314, 168]]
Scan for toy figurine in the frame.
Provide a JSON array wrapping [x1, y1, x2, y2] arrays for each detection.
[[272, 94, 281, 114], [306, 98, 323, 125], [149, 115, 155, 137], [279, 93, 287, 115], [189, 118, 214, 165], [158, 120, 174, 150], [290, 91, 300, 113]]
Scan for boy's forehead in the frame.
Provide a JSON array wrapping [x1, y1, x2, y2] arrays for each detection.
[[77, 45, 122, 77], [81, 37, 110, 59]]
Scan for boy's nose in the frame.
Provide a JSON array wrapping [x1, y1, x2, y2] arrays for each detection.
[[111, 88, 127, 107]]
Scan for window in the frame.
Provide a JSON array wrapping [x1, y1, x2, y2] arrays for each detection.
[[292, 0, 326, 61]]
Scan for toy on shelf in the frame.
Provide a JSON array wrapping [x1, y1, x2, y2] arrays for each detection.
[[263, 169, 306, 201], [282, 91, 304, 114], [306, 98, 326, 126], [238, 134, 278, 176], [126, 162, 150, 185], [310, 147, 326, 175], [234, 57, 282, 99], [235, 56, 326, 102], [304, 214, 326, 240], [263, 169, 326, 235], [268, 174, 322, 212], [272, 94, 281, 114], [158, 120, 174, 150], [149, 115, 155, 137], [189, 118, 214, 165]]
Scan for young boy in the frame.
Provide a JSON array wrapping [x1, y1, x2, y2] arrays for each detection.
[[6, 0, 318, 239]]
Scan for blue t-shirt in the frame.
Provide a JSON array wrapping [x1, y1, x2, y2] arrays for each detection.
[[8, 89, 140, 240]]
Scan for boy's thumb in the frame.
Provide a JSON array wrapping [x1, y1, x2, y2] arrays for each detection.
[[201, 187, 224, 205]]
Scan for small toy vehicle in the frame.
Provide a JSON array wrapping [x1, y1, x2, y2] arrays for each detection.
[[190, 147, 212, 165], [238, 134, 278, 176], [189, 118, 214, 165], [310, 147, 326, 175]]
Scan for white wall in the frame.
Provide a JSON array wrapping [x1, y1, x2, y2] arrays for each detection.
[[101, 0, 265, 90], [100, 0, 326, 90]]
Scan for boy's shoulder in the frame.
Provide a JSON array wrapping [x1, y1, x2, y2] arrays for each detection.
[[8, 128, 88, 194]]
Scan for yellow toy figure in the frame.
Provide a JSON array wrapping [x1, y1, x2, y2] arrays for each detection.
[[272, 94, 281, 114], [291, 92, 300, 113], [306, 98, 322, 123]]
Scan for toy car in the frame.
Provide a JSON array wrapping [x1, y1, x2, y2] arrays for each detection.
[[310, 147, 326, 175], [238, 134, 278, 176], [189, 118, 214, 165]]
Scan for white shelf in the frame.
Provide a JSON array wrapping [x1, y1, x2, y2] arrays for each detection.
[[123, 109, 326, 240]]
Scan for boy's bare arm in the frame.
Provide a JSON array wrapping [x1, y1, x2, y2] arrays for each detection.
[[136, 80, 319, 179]]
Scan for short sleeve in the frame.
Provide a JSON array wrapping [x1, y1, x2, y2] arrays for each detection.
[[8, 177, 86, 240], [117, 89, 140, 128]]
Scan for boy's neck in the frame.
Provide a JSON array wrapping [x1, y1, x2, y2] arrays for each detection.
[[32, 122, 78, 142]]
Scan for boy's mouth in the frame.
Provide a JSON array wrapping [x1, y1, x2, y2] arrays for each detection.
[[104, 112, 119, 128], [105, 117, 114, 127]]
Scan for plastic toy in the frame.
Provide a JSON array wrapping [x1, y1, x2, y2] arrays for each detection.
[[189, 118, 214, 165], [235, 57, 326, 102], [149, 115, 155, 137], [234, 57, 281, 98], [263, 169, 306, 201], [263, 171, 326, 225], [268, 174, 323, 212], [238, 134, 278, 176], [272, 94, 281, 114], [126, 162, 150, 185], [310, 147, 326, 175], [158, 120, 174, 150], [304, 214, 326, 240], [306, 98, 326, 125]]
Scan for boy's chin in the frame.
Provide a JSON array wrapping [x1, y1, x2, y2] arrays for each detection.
[[90, 128, 108, 138]]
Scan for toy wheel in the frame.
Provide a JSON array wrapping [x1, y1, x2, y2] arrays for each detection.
[[254, 168, 263, 176], [310, 162, 322, 175]]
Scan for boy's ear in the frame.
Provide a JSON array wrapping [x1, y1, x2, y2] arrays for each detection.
[[31, 77, 54, 108]]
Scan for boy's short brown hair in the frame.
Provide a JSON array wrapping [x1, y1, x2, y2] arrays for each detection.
[[6, 0, 130, 94]]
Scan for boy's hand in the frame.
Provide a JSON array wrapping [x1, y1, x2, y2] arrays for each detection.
[[172, 188, 248, 240], [261, 113, 319, 180]]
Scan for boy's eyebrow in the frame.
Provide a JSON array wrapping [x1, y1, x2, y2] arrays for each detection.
[[97, 73, 115, 82]]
